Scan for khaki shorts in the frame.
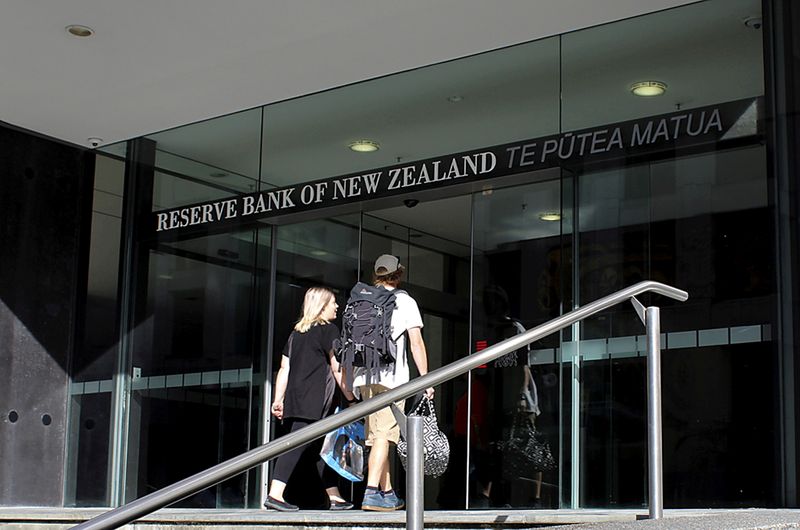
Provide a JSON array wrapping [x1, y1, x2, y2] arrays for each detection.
[[359, 384, 405, 446]]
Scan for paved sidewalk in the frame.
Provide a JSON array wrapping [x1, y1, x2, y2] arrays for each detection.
[[547, 509, 800, 530]]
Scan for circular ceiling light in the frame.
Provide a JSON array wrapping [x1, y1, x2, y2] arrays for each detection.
[[539, 212, 561, 222], [348, 140, 380, 153], [66, 25, 94, 37], [630, 81, 667, 97]]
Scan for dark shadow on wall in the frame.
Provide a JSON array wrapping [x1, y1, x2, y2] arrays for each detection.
[[0, 122, 95, 506]]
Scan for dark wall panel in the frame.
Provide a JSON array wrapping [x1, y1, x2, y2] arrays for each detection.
[[0, 123, 94, 506]]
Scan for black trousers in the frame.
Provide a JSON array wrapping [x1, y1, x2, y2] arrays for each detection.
[[272, 417, 339, 489]]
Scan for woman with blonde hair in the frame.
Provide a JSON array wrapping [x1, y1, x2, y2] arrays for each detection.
[[265, 286, 356, 512]]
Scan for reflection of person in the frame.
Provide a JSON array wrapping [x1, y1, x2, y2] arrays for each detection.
[[349, 255, 435, 512], [483, 285, 543, 508], [265, 287, 356, 512], [438, 369, 491, 509]]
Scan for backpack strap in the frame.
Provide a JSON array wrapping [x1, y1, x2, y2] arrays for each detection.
[[389, 289, 407, 375], [391, 403, 407, 440]]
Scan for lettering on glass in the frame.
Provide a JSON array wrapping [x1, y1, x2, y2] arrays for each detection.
[[153, 100, 754, 232]]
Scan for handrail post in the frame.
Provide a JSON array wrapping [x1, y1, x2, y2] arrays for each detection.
[[646, 306, 663, 520], [407, 415, 424, 530]]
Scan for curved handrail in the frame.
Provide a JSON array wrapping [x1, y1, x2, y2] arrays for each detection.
[[74, 281, 687, 530]]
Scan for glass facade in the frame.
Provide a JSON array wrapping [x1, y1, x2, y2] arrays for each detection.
[[65, 154, 126, 506], [66, 0, 787, 512]]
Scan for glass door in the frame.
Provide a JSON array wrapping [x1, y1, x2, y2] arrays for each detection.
[[358, 197, 472, 510], [266, 215, 361, 508], [470, 177, 566, 509], [573, 146, 776, 509], [123, 228, 270, 508]]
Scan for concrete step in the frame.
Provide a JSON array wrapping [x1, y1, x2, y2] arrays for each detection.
[[0, 507, 639, 530], [546, 510, 800, 530], [1, 508, 798, 530]]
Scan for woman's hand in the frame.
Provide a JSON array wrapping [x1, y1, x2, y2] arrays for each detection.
[[344, 390, 358, 406], [271, 400, 284, 420]]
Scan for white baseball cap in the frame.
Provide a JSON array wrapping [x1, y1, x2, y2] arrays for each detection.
[[374, 254, 404, 276]]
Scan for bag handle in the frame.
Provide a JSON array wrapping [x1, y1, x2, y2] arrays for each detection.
[[509, 411, 536, 440], [391, 394, 434, 440], [421, 396, 438, 423]]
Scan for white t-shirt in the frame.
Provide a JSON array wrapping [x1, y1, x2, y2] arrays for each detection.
[[352, 287, 423, 396]]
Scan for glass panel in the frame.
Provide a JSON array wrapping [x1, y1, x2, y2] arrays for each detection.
[[124, 227, 269, 508], [261, 37, 559, 188], [561, 0, 764, 131], [360, 198, 471, 510], [269, 216, 360, 508], [576, 145, 776, 508], [559, 171, 576, 508], [98, 141, 127, 160], [65, 154, 126, 506], [471, 177, 563, 509], [147, 108, 263, 210]]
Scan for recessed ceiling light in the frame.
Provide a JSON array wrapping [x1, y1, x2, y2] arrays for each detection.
[[447, 95, 464, 103], [311, 249, 328, 256], [630, 81, 667, 97], [348, 140, 380, 153], [539, 212, 561, 222], [66, 25, 94, 37], [87, 137, 103, 147]]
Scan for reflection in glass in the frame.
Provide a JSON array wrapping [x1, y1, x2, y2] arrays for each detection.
[[261, 37, 559, 188], [470, 180, 563, 510], [66, 154, 126, 506], [147, 108, 263, 210], [576, 145, 775, 508], [148, 109, 262, 186], [125, 228, 269, 508], [561, 0, 763, 131]]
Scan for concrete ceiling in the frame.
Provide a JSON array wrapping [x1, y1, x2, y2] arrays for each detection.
[[0, 0, 702, 148]]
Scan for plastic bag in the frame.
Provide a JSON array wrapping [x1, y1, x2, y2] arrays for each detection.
[[320, 415, 366, 482]]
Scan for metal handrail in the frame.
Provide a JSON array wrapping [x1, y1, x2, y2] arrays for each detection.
[[74, 280, 688, 530]]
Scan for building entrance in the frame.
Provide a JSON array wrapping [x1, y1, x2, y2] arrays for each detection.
[[84, 142, 777, 512], [266, 173, 568, 510]]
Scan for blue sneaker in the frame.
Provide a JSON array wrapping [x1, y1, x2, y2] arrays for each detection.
[[362, 489, 398, 511], [382, 490, 405, 510]]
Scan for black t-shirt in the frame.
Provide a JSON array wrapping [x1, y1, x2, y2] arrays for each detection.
[[282, 322, 340, 421]]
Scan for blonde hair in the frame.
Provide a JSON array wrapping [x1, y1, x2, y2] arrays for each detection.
[[294, 286, 335, 333]]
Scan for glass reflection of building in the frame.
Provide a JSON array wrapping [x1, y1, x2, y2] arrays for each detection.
[[48, 0, 797, 512]]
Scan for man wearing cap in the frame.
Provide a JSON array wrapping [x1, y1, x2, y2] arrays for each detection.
[[353, 254, 435, 511]]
